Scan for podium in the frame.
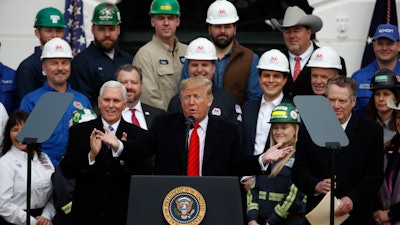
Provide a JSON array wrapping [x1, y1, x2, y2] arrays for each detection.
[[126, 176, 243, 225]]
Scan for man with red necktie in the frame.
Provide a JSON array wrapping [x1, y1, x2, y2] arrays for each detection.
[[271, 6, 347, 100], [115, 64, 166, 130], [98, 77, 293, 177]]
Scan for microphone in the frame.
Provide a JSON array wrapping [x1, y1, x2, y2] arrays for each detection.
[[185, 116, 194, 129], [184, 116, 194, 175]]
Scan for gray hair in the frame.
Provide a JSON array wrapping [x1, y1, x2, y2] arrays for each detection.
[[99, 80, 127, 102], [326, 76, 356, 99]]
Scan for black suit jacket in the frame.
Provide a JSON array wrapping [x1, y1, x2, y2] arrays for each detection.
[[292, 113, 384, 225], [141, 102, 166, 128], [59, 118, 146, 225], [123, 113, 262, 176], [283, 42, 347, 100], [242, 97, 292, 156]]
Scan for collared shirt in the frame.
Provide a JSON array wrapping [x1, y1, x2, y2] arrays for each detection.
[[377, 118, 396, 144], [15, 46, 44, 103], [133, 35, 187, 110], [70, 42, 133, 107], [254, 93, 284, 155], [0, 61, 17, 115], [189, 116, 209, 176], [352, 60, 400, 117], [88, 119, 123, 165], [341, 114, 352, 130], [0, 146, 55, 224], [122, 101, 148, 130], [102, 118, 123, 156], [288, 41, 314, 78]]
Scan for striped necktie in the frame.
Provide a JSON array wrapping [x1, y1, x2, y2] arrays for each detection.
[[188, 123, 200, 176]]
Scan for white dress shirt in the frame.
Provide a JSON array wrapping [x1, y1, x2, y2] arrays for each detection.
[[254, 93, 284, 155], [288, 41, 314, 78], [122, 101, 148, 130]]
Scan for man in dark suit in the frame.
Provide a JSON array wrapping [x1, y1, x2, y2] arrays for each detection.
[[59, 80, 146, 225], [94, 77, 293, 224], [241, 49, 293, 191], [292, 76, 384, 224], [271, 6, 346, 100], [97, 77, 293, 176], [116, 64, 165, 174]]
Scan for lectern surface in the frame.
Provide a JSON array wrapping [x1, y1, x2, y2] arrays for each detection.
[[126, 175, 243, 225]]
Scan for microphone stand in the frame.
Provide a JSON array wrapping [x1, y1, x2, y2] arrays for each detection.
[[184, 116, 194, 175], [23, 137, 37, 225]]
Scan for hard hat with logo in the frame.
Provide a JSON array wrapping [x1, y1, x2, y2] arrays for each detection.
[[206, 0, 239, 25], [306, 46, 342, 70], [92, 2, 121, 25], [370, 68, 400, 90], [149, 0, 181, 16], [257, 49, 289, 73], [41, 37, 73, 60], [185, 38, 217, 60], [69, 108, 97, 127], [34, 7, 66, 28], [269, 103, 300, 124]]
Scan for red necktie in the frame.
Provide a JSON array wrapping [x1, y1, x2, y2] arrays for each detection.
[[130, 108, 140, 127], [188, 123, 200, 176], [293, 56, 301, 82]]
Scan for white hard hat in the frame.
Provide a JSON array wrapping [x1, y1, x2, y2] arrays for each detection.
[[257, 49, 289, 73], [185, 37, 217, 60], [306, 46, 342, 70], [41, 37, 73, 60], [206, 0, 239, 25]]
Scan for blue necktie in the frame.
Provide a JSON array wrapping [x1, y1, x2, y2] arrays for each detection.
[[108, 125, 114, 132], [107, 125, 114, 151]]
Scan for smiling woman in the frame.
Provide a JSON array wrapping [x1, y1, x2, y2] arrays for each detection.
[[247, 103, 306, 225], [0, 111, 55, 225]]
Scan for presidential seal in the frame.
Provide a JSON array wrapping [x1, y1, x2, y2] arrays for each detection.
[[162, 186, 206, 225]]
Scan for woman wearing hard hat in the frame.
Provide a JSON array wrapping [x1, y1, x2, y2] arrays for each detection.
[[247, 103, 306, 225], [365, 68, 400, 145], [373, 96, 400, 225]]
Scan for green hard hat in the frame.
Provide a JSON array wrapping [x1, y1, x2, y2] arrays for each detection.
[[149, 0, 181, 16], [34, 7, 66, 28], [70, 108, 97, 126], [269, 103, 300, 124], [92, 3, 121, 25]]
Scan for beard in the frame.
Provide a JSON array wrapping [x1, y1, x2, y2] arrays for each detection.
[[94, 37, 117, 53], [211, 34, 234, 49]]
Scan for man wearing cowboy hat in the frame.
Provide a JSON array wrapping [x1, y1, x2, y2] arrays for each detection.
[[271, 6, 347, 100]]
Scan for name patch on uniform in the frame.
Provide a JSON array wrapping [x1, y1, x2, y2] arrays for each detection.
[[159, 59, 169, 65], [359, 84, 370, 89]]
